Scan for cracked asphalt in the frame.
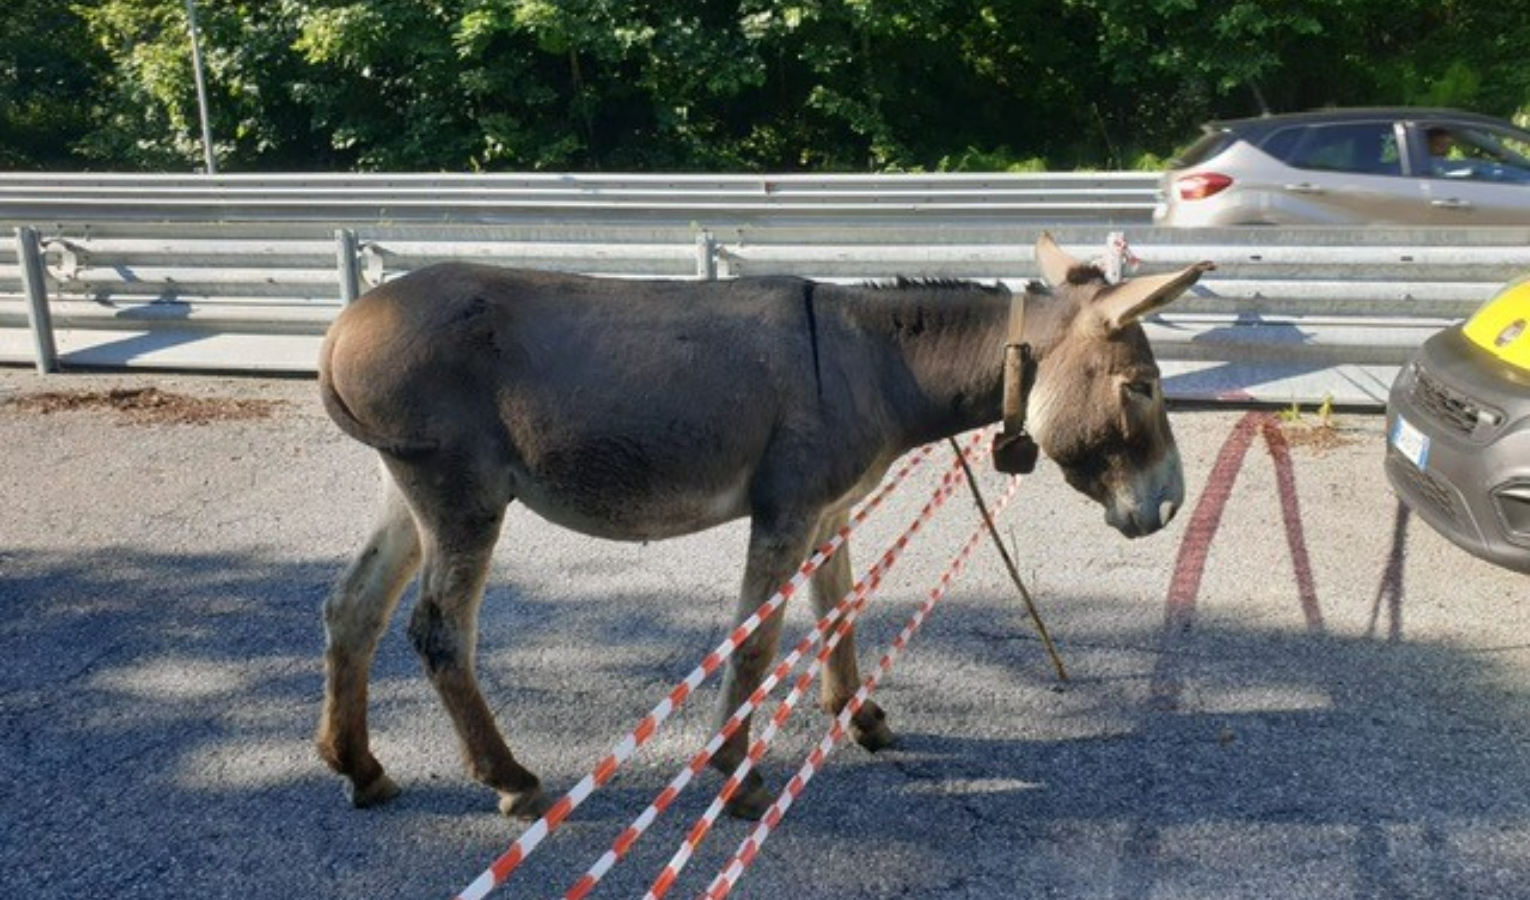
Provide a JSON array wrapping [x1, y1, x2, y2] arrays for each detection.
[[3, 367, 1529, 900]]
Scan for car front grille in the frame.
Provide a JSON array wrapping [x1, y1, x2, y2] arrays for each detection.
[[1411, 367, 1498, 440], [1387, 450, 1461, 527]]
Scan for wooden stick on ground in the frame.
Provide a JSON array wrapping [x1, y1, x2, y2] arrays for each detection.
[[948, 437, 1069, 683]]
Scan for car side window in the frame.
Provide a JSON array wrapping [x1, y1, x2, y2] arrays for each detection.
[[1258, 127, 1305, 163], [1422, 124, 1530, 184], [1287, 123, 1402, 176]]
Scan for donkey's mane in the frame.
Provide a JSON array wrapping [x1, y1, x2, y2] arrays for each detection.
[[859, 276, 1006, 294], [1065, 264, 1108, 285]]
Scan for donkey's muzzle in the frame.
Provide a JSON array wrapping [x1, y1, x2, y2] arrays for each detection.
[[1104, 449, 1185, 538], [1109, 490, 1183, 538]]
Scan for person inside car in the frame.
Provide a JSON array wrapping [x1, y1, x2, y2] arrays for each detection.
[[1427, 127, 1460, 175]]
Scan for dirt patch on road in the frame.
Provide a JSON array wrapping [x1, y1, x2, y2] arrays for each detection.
[[1276, 419, 1363, 454], [4, 386, 288, 425]]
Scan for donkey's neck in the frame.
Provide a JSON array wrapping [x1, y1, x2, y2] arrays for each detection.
[[830, 280, 1071, 447]]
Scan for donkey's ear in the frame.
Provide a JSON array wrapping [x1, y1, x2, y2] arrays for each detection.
[[1036, 232, 1090, 287], [1095, 261, 1215, 330]]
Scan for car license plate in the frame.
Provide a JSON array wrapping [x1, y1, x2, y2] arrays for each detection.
[[1391, 415, 1431, 470]]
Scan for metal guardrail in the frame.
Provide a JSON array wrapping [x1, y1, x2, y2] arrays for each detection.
[[0, 171, 1157, 223], [0, 172, 1514, 406]]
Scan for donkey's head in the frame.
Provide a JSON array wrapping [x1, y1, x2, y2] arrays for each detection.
[[1026, 234, 1211, 538]]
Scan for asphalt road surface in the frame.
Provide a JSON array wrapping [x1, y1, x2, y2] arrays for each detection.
[[2, 368, 1528, 900]]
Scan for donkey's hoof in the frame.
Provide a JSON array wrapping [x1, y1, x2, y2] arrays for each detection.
[[851, 702, 896, 753], [347, 773, 401, 809], [723, 770, 774, 821], [498, 787, 553, 821]]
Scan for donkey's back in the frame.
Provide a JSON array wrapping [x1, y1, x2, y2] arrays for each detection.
[[322, 262, 822, 428], [319, 263, 860, 542]]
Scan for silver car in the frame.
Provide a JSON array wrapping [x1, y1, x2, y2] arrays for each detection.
[[1155, 108, 1530, 226]]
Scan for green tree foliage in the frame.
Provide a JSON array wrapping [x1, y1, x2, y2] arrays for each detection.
[[6, 1, 1530, 172], [453, 0, 775, 168], [1061, 0, 1458, 162], [49, 1, 377, 169], [1, 0, 109, 168]]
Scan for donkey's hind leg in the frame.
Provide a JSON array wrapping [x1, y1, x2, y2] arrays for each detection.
[[808, 511, 895, 752], [317, 473, 422, 808], [398, 462, 550, 820]]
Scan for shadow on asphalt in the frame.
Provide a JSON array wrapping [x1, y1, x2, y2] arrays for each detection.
[[5, 547, 1530, 900]]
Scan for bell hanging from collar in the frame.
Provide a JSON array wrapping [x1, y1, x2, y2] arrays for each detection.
[[992, 429, 1039, 475]]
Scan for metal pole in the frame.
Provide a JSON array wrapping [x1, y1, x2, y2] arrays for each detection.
[[15, 227, 59, 374], [335, 229, 360, 305], [695, 230, 717, 280], [184, 0, 217, 174]]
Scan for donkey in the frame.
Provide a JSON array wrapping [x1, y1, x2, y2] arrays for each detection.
[[315, 234, 1212, 820]]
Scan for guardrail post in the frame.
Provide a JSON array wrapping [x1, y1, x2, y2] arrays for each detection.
[[695, 230, 718, 281], [15, 226, 58, 374], [335, 228, 361, 305]]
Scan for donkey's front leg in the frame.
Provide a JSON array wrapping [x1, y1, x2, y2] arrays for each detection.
[[711, 517, 815, 820], [809, 510, 895, 752]]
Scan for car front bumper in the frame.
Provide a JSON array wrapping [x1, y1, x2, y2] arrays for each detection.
[[1385, 327, 1530, 574]]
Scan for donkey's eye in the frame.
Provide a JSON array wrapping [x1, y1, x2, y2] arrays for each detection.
[[1123, 380, 1156, 401]]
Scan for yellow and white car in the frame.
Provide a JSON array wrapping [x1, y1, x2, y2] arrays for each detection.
[[1387, 280, 1530, 572]]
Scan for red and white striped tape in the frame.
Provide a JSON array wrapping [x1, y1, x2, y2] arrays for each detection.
[[700, 474, 1024, 900], [642, 457, 983, 900], [451, 440, 954, 900], [564, 500, 910, 900], [564, 540, 881, 900]]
